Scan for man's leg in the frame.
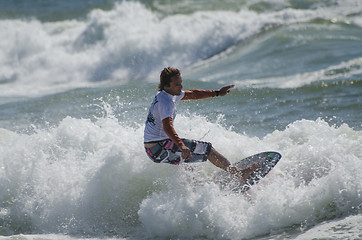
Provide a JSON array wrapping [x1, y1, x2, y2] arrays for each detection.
[[207, 147, 230, 170], [208, 147, 258, 183]]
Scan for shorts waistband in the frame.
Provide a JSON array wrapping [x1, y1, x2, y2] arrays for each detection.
[[144, 139, 169, 144]]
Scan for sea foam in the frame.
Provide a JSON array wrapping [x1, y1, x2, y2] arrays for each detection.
[[138, 117, 361, 239], [1, 113, 360, 238], [1, 1, 358, 98]]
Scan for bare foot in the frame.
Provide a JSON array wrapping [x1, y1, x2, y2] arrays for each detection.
[[228, 163, 259, 183]]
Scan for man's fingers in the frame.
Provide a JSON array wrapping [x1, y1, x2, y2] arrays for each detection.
[[220, 85, 235, 96], [181, 147, 192, 159]]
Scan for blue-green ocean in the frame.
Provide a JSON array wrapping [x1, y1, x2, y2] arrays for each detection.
[[0, 0, 361, 239]]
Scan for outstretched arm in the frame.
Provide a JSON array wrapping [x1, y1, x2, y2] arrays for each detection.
[[183, 85, 235, 100]]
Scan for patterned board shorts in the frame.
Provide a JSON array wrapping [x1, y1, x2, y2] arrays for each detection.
[[145, 139, 212, 165]]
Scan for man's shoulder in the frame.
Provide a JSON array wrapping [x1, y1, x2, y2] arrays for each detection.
[[157, 91, 172, 102], [152, 92, 169, 109], [157, 90, 184, 103]]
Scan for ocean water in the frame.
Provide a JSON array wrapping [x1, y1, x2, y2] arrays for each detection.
[[0, 0, 361, 239]]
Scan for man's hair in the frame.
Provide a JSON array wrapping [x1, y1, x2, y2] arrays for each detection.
[[158, 67, 180, 91]]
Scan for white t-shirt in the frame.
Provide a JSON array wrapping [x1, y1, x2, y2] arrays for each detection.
[[144, 90, 185, 143]]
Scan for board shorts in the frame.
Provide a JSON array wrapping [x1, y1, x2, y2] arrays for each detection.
[[144, 139, 212, 165]]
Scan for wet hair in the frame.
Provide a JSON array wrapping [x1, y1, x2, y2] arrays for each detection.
[[158, 67, 180, 91]]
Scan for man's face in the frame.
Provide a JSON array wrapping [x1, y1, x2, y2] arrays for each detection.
[[164, 75, 183, 96]]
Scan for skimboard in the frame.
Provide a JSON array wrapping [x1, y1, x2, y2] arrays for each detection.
[[219, 151, 281, 192]]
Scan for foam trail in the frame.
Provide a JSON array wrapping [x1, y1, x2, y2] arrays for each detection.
[[234, 57, 362, 88], [294, 215, 362, 239]]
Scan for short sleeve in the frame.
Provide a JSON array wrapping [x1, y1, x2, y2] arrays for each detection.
[[175, 91, 185, 102]]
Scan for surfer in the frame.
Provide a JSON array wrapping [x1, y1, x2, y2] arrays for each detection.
[[144, 67, 258, 183]]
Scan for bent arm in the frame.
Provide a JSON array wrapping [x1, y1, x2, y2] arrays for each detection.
[[162, 117, 185, 148], [162, 117, 191, 159]]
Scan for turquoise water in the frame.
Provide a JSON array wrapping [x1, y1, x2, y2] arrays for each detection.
[[0, 0, 361, 239]]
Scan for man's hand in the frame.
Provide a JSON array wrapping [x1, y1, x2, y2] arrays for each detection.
[[180, 145, 192, 160], [219, 85, 235, 96]]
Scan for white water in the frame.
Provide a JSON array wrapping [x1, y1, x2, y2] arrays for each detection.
[[1, 1, 361, 239], [139, 117, 362, 239], [1, 114, 361, 239], [1, 1, 361, 98]]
